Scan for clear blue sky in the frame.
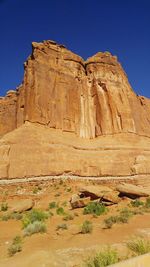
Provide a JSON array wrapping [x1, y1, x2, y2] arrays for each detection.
[[0, 0, 150, 97]]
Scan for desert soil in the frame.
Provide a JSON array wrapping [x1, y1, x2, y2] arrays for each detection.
[[0, 178, 150, 267]]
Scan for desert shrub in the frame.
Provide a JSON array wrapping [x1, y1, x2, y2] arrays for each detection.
[[59, 179, 63, 185], [1, 202, 8, 211], [84, 247, 119, 267], [63, 213, 74, 221], [48, 211, 54, 217], [1, 212, 22, 221], [104, 216, 119, 229], [145, 198, 150, 208], [127, 238, 150, 256], [83, 202, 107, 216], [24, 221, 47, 236], [56, 207, 65, 216], [131, 199, 144, 207], [11, 212, 23, 220], [55, 193, 61, 197], [8, 235, 22, 256], [32, 186, 42, 194], [56, 223, 68, 231], [1, 213, 12, 221], [104, 209, 134, 228], [66, 187, 72, 192], [62, 201, 67, 207], [49, 201, 57, 209], [22, 209, 48, 228], [119, 208, 133, 221], [81, 220, 93, 234]]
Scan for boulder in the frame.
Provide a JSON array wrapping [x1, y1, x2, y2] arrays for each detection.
[[70, 197, 91, 209], [9, 199, 34, 213], [79, 185, 112, 200], [102, 191, 120, 204], [116, 183, 149, 198]]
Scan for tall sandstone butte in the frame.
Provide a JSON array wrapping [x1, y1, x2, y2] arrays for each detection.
[[1, 40, 150, 179]]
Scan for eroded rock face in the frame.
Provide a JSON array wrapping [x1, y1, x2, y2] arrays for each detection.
[[0, 91, 17, 136], [1, 40, 150, 138], [1, 40, 150, 179]]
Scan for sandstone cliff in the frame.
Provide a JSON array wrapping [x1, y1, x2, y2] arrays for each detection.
[[1, 40, 150, 138], [0, 40, 150, 179]]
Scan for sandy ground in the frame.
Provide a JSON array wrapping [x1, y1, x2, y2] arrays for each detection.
[[0, 179, 150, 267]]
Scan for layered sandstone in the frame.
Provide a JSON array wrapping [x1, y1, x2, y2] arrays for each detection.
[[1, 40, 150, 138], [0, 40, 150, 179]]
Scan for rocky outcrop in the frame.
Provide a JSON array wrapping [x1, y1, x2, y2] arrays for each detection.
[[1, 40, 150, 179], [116, 183, 149, 198], [1, 40, 150, 138], [0, 90, 17, 136]]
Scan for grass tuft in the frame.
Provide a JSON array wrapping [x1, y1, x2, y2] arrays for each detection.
[[81, 220, 93, 234], [56, 223, 68, 231], [22, 209, 48, 228], [24, 221, 47, 236], [83, 247, 119, 267], [127, 237, 150, 256], [83, 202, 107, 216], [8, 235, 22, 256], [1, 202, 8, 211]]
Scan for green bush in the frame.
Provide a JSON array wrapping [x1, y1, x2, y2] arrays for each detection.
[[104, 216, 119, 229], [10, 212, 23, 220], [1, 212, 22, 221], [22, 209, 48, 228], [119, 208, 133, 221], [66, 187, 72, 192], [1, 202, 8, 211], [145, 198, 150, 208], [56, 207, 65, 216], [1, 213, 12, 221], [56, 223, 68, 231], [24, 221, 47, 236], [81, 220, 93, 234], [127, 238, 150, 256], [49, 201, 57, 209], [84, 247, 119, 267], [63, 213, 74, 221], [83, 202, 107, 216], [8, 235, 22, 256], [131, 200, 144, 207], [104, 209, 133, 228]]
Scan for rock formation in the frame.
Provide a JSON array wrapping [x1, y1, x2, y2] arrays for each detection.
[[0, 40, 150, 179]]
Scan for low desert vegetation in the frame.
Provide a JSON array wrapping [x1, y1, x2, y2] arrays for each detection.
[[22, 209, 48, 236], [83, 237, 150, 266], [127, 237, 150, 256], [48, 201, 58, 209], [145, 198, 150, 208], [56, 206, 65, 215], [131, 199, 144, 207], [1, 202, 8, 211], [63, 213, 74, 221], [24, 221, 47, 236], [56, 223, 68, 231], [8, 235, 22, 256], [83, 247, 119, 267], [22, 209, 48, 229], [81, 220, 93, 234], [83, 202, 107, 216], [104, 208, 135, 228], [1, 212, 23, 221]]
